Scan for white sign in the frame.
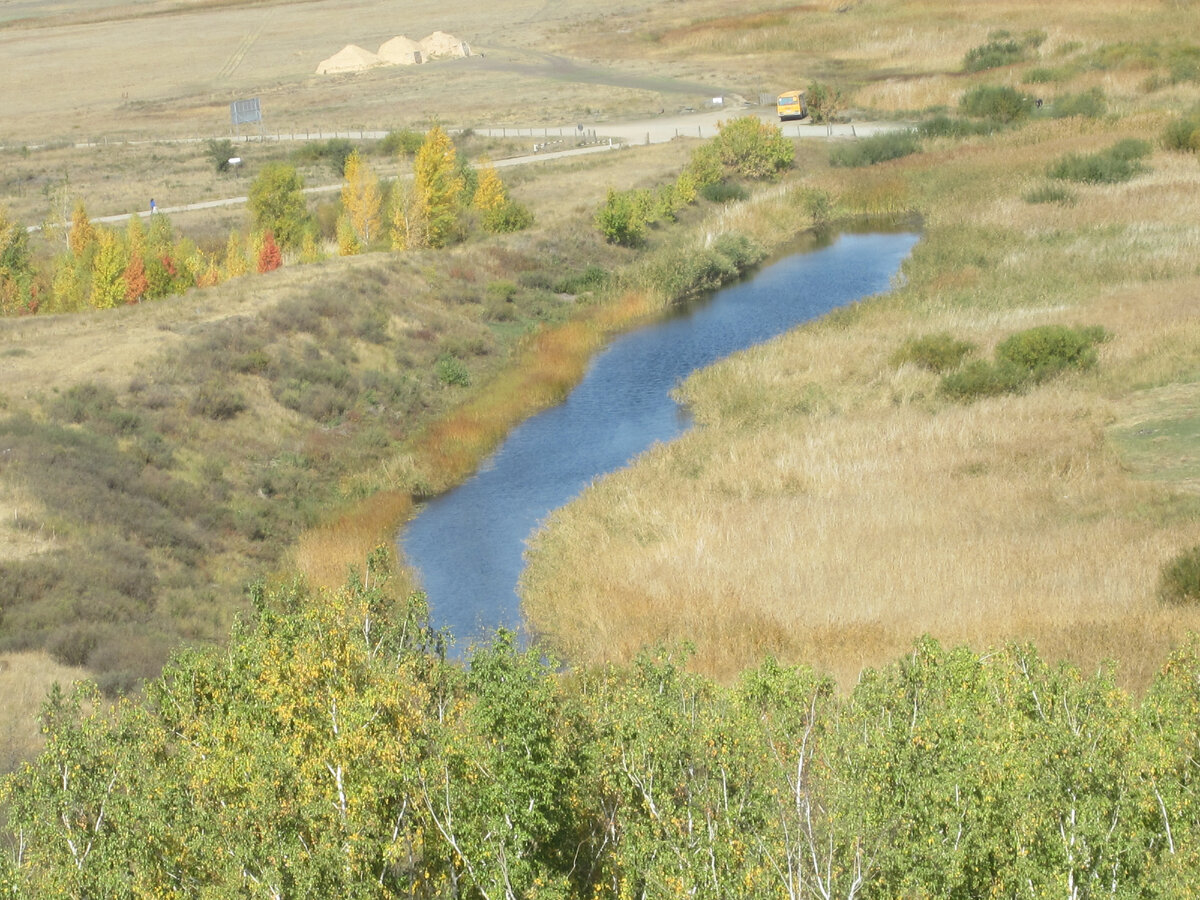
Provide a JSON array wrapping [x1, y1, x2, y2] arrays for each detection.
[[712, 96, 724, 105]]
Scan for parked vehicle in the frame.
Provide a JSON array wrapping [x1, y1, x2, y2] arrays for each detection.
[[776, 90, 808, 121]]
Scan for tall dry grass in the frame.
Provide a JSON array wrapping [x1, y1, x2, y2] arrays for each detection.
[[522, 99, 1200, 691], [0, 653, 90, 774]]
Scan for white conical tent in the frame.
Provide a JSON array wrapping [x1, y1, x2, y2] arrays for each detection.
[[378, 35, 423, 65], [419, 31, 470, 59], [316, 44, 383, 74]]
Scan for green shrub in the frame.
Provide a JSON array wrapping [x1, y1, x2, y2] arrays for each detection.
[[292, 137, 355, 175], [554, 265, 607, 295], [891, 332, 976, 373], [963, 30, 1044, 73], [189, 381, 247, 420], [964, 38, 1025, 73], [485, 280, 520, 303], [939, 324, 1108, 400], [919, 115, 1000, 138], [710, 232, 766, 270], [700, 181, 748, 203], [1023, 67, 1059, 84], [959, 85, 1037, 123], [1162, 109, 1200, 153], [939, 359, 1028, 400], [995, 324, 1108, 381], [1160, 546, 1200, 605], [435, 354, 471, 387], [829, 130, 921, 167], [806, 80, 843, 124], [1048, 87, 1107, 119], [1047, 139, 1151, 184], [709, 116, 795, 178], [483, 201, 534, 233], [379, 129, 425, 157], [206, 139, 237, 174], [595, 188, 650, 247], [1023, 184, 1077, 205]]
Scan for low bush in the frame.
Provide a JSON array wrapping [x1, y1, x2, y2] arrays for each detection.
[[939, 324, 1108, 401], [554, 265, 608, 295], [1160, 545, 1200, 605], [482, 201, 534, 233], [189, 381, 247, 420], [963, 30, 1045, 73], [379, 129, 425, 157], [919, 116, 1000, 139], [829, 130, 921, 167], [1047, 139, 1151, 184], [206, 139, 237, 174], [292, 137, 356, 175], [435, 354, 471, 387], [700, 181, 748, 203], [959, 85, 1037, 123], [995, 323, 1108, 381], [964, 38, 1025, 73], [1047, 87, 1107, 119], [1161, 108, 1200, 153], [891, 332, 976, 373], [1023, 184, 1077, 205], [595, 188, 650, 247], [939, 358, 1027, 400]]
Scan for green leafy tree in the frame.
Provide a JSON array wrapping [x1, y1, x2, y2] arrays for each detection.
[[806, 81, 844, 125], [248, 162, 310, 251], [206, 138, 237, 174]]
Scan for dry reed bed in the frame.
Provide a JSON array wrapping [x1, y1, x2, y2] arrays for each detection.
[[522, 108, 1200, 690]]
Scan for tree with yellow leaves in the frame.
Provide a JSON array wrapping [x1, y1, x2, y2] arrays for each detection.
[[393, 125, 464, 250], [340, 149, 382, 247], [473, 158, 533, 233]]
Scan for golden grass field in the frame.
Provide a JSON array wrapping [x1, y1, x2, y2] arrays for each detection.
[[518, 1, 1200, 691], [3, 0, 1200, 770]]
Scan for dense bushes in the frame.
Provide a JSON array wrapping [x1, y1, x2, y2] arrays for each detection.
[[959, 84, 1037, 123], [963, 29, 1046, 72], [890, 331, 975, 373], [1160, 545, 1200, 605], [1162, 107, 1200, 153], [596, 116, 793, 247], [1047, 138, 1152, 184], [919, 115, 1000, 139], [7, 564, 1200, 898], [1047, 86, 1108, 119], [829, 129, 921, 167], [896, 325, 1109, 401]]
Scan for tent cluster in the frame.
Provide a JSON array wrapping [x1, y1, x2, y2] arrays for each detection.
[[316, 31, 470, 74]]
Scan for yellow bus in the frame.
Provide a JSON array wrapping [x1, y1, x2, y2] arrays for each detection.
[[776, 90, 807, 121]]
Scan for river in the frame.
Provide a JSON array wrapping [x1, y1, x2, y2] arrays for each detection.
[[400, 230, 920, 650]]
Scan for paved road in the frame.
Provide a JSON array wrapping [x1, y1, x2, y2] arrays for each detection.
[[30, 109, 903, 232]]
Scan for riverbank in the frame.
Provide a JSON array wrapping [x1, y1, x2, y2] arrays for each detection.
[[521, 112, 1200, 691], [292, 174, 838, 594]]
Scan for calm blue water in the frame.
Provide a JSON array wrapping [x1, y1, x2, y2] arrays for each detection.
[[401, 231, 920, 649]]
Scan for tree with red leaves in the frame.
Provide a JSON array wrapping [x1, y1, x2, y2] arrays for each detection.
[[257, 230, 282, 273]]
